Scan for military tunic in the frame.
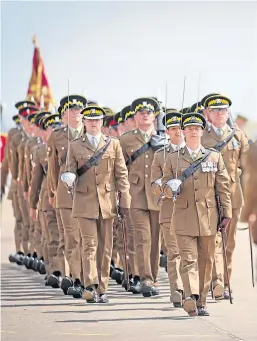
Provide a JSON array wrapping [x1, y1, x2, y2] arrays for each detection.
[[202, 124, 249, 288], [119, 129, 161, 284], [162, 146, 232, 306], [47, 125, 83, 281], [66, 134, 131, 294], [151, 145, 183, 296]]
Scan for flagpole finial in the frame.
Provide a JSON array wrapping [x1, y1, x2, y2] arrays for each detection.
[[32, 35, 38, 47]]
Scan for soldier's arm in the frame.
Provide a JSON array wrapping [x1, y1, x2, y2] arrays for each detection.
[[113, 140, 131, 209], [215, 153, 232, 219], [9, 135, 20, 180], [29, 148, 43, 209], [1, 144, 9, 193], [25, 144, 33, 187], [65, 142, 78, 174], [238, 130, 249, 172], [151, 152, 163, 196], [161, 154, 175, 199], [23, 145, 29, 193], [47, 133, 59, 192]]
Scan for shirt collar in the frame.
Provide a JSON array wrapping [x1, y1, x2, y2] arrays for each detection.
[[139, 127, 155, 138], [86, 132, 102, 143], [186, 145, 202, 155], [170, 140, 186, 151], [212, 123, 227, 134]]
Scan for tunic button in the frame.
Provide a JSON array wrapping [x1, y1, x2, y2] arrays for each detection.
[[96, 172, 99, 175], [145, 165, 148, 168], [145, 155, 148, 158], [96, 182, 99, 186], [196, 198, 199, 202], [194, 176, 198, 180], [195, 188, 199, 191], [145, 174, 148, 178]]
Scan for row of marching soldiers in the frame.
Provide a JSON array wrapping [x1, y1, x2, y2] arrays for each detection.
[[1, 92, 255, 316]]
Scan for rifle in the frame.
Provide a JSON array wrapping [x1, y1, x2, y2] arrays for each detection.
[[216, 195, 233, 304]]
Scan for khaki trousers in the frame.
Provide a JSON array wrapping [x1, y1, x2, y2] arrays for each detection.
[[161, 230, 168, 255], [27, 202, 36, 254], [130, 209, 161, 283], [112, 219, 121, 268], [59, 208, 82, 281], [212, 208, 241, 288], [17, 183, 30, 254], [77, 216, 114, 294], [12, 188, 23, 252], [44, 210, 66, 276], [176, 235, 216, 307], [38, 210, 50, 275], [55, 208, 67, 275], [34, 215, 43, 259], [161, 222, 183, 293]]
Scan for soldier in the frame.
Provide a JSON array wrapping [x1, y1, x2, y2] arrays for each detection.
[[47, 95, 86, 297], [30, 112, 66, 285], [119, 97, 167, 297], [200, 93, 220, 124], [162, 112, 232, 316], [151, 111, 185, 307], [2, 115, 24, 262], [241, 140, 257, 243], [114, 111, 126, 136], [201, 94, 249, 299], [9, 101, 38, 260], [64, 105, 131, 303]]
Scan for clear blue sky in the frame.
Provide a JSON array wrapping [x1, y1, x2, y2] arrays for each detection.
[[1, 1, 257, 131]]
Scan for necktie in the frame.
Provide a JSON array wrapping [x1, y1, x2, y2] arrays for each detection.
[[191, 152, 197, 161], [217, 128, 223, 137], [143, 133, 148, 142], [74, 129, 79, 139], [91, 136, 98, 150]]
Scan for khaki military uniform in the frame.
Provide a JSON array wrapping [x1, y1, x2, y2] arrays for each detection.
[[9, 131, 30, 254], [151, 145, 183, 295], [66, 134, 131, 294], [202, 125, 249, 288], [120, 129, 161, 284], [241, 141, 257, 243], [30, 143, 65, 276], [1, 127, 23, 252], [25, 136, 42, 254], [162, 146, 232, 306], [47, 125, 83, 281]]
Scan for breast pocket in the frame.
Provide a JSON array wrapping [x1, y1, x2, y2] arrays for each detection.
[[101, 152, 115, 172], [227, 140, 240, 163], [77, 154, 91, 168]]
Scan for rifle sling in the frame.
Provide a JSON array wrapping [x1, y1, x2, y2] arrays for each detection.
[[126, 142, 151, 167], [178, 150, 212, 183], [77, 137, 111, 177]]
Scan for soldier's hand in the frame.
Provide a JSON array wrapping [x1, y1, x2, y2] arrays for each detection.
[[49, 196, 54, 206], [249, 214, 256, 224], [119, 207, 129, 218], [30, 208, 37, 221], [218, 217, 231, 231]]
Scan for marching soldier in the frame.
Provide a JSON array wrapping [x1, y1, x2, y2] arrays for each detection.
[[65, 105, 131, 303], [119, 97, 167, 297], [123, 105, 137, 131], [9, 101, 38, 259], [201, 94, 249, 299], [47, 95, 86, 297], [30, 112, 66, 285], [2, 115, 24, 262], [151, 111, 185, 307], [162, 112, 232, 316]]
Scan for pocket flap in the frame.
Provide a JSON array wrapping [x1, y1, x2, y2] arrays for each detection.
[[175, 198, 188, 209], [205, 197, 216, 208], [129, 174, 139, 184]]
